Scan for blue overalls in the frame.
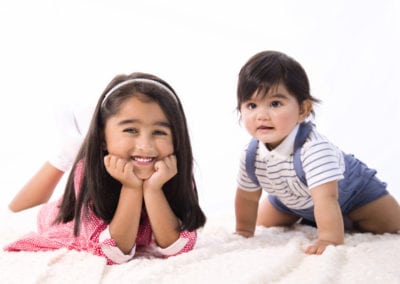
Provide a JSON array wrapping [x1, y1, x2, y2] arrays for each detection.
[[245, 122, 388, 225]]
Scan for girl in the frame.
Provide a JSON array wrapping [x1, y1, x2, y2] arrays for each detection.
[[5, 72, 206, 264], [234, 50, 400, 255]]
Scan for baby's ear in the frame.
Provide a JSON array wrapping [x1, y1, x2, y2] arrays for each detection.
[[299, 99, 313, 121]]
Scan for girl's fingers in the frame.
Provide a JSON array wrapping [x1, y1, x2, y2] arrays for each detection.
[[166, 155, 177, 169], [104, 155, 141, 188], [104, 155, 130, 175], [161, 154, 177, 173]]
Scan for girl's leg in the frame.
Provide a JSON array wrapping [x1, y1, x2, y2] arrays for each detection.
[[348, 194, 400, 233], [49, 104, 87, 172], [9, 162, 64, 212], [9, 104, 88, 212], [257, 197, 300, 227]]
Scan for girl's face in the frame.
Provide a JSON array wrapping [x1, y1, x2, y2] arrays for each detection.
[[104, 95, 174, 179], [240, 83, 311, 150]]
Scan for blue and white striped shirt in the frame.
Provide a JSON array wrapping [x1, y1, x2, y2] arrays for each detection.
[[237, 124, 345, 210]]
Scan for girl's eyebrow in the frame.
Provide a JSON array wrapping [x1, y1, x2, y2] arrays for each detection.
[[155, 121, 172, 128], [118, 119, 171, 128]]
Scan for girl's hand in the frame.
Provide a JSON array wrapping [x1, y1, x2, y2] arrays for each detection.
[[104, 155, 143, 189], [144, 154, 177, 191], [305, 239, 336, 255]]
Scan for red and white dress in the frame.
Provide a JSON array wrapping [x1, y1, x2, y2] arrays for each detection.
[[4, 162, 197, 265]]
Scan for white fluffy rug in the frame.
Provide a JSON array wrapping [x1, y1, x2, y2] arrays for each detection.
[[1, 213, 400, 284]]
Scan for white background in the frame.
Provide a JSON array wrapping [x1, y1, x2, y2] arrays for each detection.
[[1, 0, 399, 229]]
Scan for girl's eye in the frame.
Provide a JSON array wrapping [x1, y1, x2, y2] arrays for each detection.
[[153, 129, 169, 136], [124, 128, 138, 134], [271, 101, 282, 108]]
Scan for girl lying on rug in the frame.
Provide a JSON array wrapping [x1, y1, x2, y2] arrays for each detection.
[[234, 50, 400, 254], [5, 72, 206, 264]]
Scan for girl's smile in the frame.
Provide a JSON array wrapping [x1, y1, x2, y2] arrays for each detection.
[[132, 156, 156, 164], [104, 94, 174, 179]]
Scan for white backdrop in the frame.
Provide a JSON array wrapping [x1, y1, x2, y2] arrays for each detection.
[[0, 0, 399, 228]]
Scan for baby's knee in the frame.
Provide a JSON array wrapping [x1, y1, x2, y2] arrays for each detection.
[[354, 219, 400, 234]]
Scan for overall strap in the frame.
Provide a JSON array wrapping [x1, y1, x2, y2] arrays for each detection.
[[293, 122, 313, 186], [245, 138, 260, 187], [245, 122, 313, 188]]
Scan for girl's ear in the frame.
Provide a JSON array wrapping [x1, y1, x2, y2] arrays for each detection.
[[299, 99, 313, 122]]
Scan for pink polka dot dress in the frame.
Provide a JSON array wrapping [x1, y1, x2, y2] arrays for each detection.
[[4, 162, 197, 265]]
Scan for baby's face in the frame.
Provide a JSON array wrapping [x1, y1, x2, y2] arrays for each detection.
[[240, 84, 306, 149]]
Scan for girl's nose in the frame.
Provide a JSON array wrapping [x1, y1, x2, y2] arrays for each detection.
[[135, 135, 152, 151], [135, 144, 146, 150], [135, 143, 152, 153]]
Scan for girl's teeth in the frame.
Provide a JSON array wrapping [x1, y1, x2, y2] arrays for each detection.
[[134, 157, 153, 162]]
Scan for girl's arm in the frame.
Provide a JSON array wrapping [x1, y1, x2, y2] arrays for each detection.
[[9, 162, 64, 212], [108, 185, 143, 254], [104, 155, 144, 254], [235, 187, 262, 237], [306, 180, 344, 255], [143, 188, 180, 247], [143, 155, 180, 248]]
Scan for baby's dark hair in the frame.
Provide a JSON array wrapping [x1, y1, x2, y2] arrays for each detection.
[[237, 50, 320, 115], [55, 72, 206, 235]]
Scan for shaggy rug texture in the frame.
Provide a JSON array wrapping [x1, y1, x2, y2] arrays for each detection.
[[1, 213, 400, 284]]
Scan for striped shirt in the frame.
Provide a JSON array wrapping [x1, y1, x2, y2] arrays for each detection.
[[237, 124, 345, 210]]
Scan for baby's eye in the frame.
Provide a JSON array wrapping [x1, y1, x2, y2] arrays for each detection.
[[246, 102, 257, 110], [270, 101, 282, 108]]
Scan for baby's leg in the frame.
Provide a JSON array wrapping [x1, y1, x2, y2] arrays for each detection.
[[348, 194, 400, 234], [257, 197, 300, 227]]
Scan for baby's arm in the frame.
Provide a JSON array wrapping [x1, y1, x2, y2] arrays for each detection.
[[8, 162, 64, 212], [235, 187, 262, 237], [306, 180, 344, 254]]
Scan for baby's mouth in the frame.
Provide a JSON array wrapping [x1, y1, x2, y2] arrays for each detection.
[[257, 125, 273, 130]]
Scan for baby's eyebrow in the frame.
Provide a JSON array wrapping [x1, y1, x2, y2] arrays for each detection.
[[269, 93, 289, 100]]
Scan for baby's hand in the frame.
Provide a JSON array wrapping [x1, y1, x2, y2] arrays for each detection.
[[234, 230, 254, 238], [104, 155, 143, 189], [144, 155, 177, 190], [305, 239, 336, 255]]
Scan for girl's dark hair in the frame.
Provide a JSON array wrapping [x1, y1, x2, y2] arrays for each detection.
[[55, 72, 206, 235], [237, 50, 320, 114]]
